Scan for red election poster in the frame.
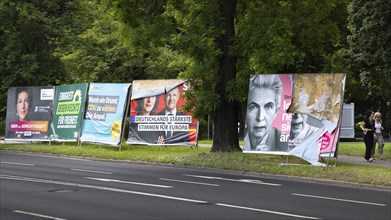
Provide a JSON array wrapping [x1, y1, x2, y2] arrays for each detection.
[[127, 80, 198, 146]]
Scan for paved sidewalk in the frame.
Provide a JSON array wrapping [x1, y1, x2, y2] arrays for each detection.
[[337, 155, 390, 168], [200, 144, 390, 168]]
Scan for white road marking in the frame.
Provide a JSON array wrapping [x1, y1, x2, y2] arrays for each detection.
[[1, 175, 206, 204], [184, 174, 281, 186], [1, 162, 35, 166], [216, 203, 322, 219], [14, 210, 66, 220], [159, 178, 220, 186], [71, 168, 112, 175], [85, 177, 172, 188], [292, 193, 387, 207]]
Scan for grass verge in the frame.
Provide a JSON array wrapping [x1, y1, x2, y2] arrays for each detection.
[[0, 141, 390, 187]]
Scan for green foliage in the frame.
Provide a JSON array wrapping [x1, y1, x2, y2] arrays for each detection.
[[1, 0, 389, 149], [345, 0, 391, 132], [164, 1, 222, 120], [0, 0, 85, 118], [112, 0, 223, 124], [233, 0, 351, 102], [60, 1, 140, 83], [346, 0, 391, 102]]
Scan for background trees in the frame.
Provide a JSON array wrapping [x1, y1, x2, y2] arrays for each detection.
[[0, 0, 78, 113], [1, 0, 389, 145], [346, 0, 391, 130]]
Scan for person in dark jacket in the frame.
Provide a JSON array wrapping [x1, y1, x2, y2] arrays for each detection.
[[158, 87, 190, 145], [360, 110, 375, 162]]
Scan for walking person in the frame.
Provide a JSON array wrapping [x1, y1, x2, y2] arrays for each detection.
[[372, 112, 385, 160], [360, 110, 375, 162]]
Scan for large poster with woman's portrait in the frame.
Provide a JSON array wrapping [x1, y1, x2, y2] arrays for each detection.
[[243, 74, 346, 166], [5, 86, 54, 141], [127, 79, 198, 146], [50, 83, 88, 141], [243, 74, 294, 153], [79, 83, 131, 146]]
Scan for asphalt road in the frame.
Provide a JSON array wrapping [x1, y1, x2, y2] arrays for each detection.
[[1, 151, 390, 220]]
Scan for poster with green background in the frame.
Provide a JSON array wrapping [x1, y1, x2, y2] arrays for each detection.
[[51, 83, 88, 141]]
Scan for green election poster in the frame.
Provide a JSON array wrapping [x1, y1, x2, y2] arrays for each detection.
[[51, 83, 88, 141]]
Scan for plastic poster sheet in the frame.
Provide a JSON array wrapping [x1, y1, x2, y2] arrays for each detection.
[[50, 83, 88, 141], [80, 83, 131, 146], [5, 86, 54, 141], [319, 127, 340, 157], [288, 73, 346, 159], [288, 74, 346, 128], [243, 74, 346, 166], [127, 79, 198, 146]]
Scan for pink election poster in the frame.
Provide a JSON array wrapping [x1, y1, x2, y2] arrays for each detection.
[[243, 74, 345, 165], [243, 74, 292, 152], [319, 128, 340, 157]]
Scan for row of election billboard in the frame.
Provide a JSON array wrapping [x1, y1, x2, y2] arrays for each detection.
[[5, 80, 198, 146], [5, 74, 345, 165]]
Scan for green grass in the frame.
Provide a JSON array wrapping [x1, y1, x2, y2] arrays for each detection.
[[199, 139, 244, 146], [338, 141, 391, 158], [199, 139, 391, 158], [1, 141, 390, 187]]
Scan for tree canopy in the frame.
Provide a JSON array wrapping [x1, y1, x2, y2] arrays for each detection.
[[346, 0, 391, 101], [1, 0, 389, 144]]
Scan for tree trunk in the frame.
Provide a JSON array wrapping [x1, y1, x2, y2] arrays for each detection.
[[211, 0, 241, 152], [301, 51, 311, 73], [238, 102, 246, 139]]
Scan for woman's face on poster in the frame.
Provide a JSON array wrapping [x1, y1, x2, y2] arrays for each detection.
[[17, 91, 30, 121], [142, 96, 156, 115], [247, 87, 278, 141]]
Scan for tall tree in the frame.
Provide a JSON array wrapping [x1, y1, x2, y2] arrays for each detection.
[[112, 0, 241, 152], [346, 0, 391, 130], [212, 0, 239, 151], [346, 0, 391, 100]]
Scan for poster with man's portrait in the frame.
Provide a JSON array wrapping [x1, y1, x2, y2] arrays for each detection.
[[5, 86, 54, 141], [288, 73, 346, 158], [126, 79, 198, 146]]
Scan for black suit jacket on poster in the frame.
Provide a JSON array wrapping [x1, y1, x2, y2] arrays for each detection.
[[128, 122, 162, 145], [158, 109, 190, 145]]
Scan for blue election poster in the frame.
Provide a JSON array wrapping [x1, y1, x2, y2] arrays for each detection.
[[80, 83, 131, 146]]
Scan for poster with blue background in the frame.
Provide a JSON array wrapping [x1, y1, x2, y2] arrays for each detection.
[[80, 83, 131, 146]]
